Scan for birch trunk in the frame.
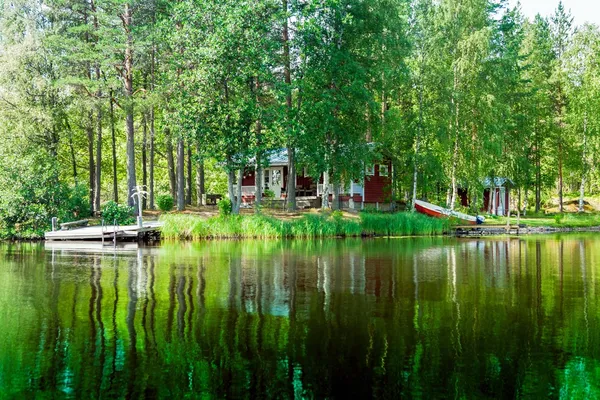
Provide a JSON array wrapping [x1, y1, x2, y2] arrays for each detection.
[[255, 159, 263, 211], [235, 169, 243, 214], [227, 168, 236, 209], [322, 172, 330, 209], [579, 114, 588, 213], [412, 78, 424, 211], [332, 182, 340, 211], [449, 138, 459, 211], [449, 67, 459, 211]]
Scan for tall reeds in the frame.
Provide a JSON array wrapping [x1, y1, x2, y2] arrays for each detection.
[[160, 211, 448, 241]]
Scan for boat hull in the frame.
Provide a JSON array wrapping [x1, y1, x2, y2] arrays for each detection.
[[414, 200, 479, 225]]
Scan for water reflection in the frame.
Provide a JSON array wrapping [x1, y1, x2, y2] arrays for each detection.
[[1, 237, 600, 398]]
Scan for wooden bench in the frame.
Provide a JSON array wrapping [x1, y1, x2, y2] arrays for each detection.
[[60, 219, 89, 230]]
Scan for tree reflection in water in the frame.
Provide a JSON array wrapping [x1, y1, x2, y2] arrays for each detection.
[[0, 237, 599, 398]]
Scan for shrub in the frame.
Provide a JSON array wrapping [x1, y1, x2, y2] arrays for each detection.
[[263, 189, 275, 198], [156, 194, 174, 212], [102, 201, 135, 225], [218, 198, 232, 217], [553, 213, 564, 225]]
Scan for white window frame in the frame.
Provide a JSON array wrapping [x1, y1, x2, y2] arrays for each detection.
[[379, 164, 389, 177], [365, 164, 375, 176]]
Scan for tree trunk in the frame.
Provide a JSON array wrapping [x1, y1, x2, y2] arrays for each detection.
[[449, 138, 459, 211], [235, 169, 243, 214], [123, 2, 136, 209], [69, 130, 78, 186], [227, 168, 236, 210], [412, 79, 424, 212], [579, 114, 588, 213], [517, 187, 521, 226], [110, 91, 118, 203], [177, 136, 185, 211], [322, 172, 330, 209], [94, 107, 102, 215], [87, 115, 95, 216], [332, 181, 340, 211], [165, 127, 177, 202], [286, 148, 296, 211], [449, 67, 459, 211], [282, 0, 296, 211], [255, 156, 263, 211], [196, 143, 204, 206], [149, 108, 155, 209], [142, 114, 148, 210], [149, 41, 156, 210], [186, 145, 193, 206], [558, 142, 563, 213], [93, 6, 102, 214]]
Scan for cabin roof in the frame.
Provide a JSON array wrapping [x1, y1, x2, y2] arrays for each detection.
[[250, 143, 384, 168], [483, 177, 514, 188]]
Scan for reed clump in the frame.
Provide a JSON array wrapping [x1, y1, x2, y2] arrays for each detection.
[[160, 211, 448, 241], [359, 212, 449, 236]]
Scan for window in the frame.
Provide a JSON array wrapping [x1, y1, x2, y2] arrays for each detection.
[[366, 164, 375, 176], [379, 164, 389, 177]]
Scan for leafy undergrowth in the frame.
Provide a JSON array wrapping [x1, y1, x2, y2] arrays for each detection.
[[160, 211, 449, 240]]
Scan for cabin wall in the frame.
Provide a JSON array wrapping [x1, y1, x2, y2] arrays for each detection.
[[482, 187, 510, 216], [364, 162, 392, 203], [242, 169, 256, 186]]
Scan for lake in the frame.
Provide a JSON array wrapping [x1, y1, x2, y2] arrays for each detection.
[[0, 236, 598, 398]]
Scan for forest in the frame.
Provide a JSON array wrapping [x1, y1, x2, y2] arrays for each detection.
[[0, 0, 597, 235]]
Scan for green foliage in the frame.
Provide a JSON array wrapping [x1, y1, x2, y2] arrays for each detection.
[[0, 144, 90, 238], [102, 201, 135, 225], [156, 195, 174, 212], [1, 0, 600, 232], [554, 213, 564, 225], [263, 189, 275, 198], [218, 198, 232, 217]]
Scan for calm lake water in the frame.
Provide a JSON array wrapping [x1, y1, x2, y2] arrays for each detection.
[[0, 237, 599, 398]]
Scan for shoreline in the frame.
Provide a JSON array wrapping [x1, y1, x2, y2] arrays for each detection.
[[5, 212, 600, 242]]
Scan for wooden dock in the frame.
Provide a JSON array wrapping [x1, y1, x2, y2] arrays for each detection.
[[454, 224, 524, 237], [45, 222, 162, 242]]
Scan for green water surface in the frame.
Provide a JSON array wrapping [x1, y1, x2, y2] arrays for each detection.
[[0, 237, 599, 398]]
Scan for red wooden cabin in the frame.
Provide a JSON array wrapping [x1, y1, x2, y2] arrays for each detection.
[[241, 149, 392, 209]]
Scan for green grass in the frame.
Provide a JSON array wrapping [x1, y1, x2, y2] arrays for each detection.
[[485, 213, 600, 228], [160, 211, 448, 241]]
